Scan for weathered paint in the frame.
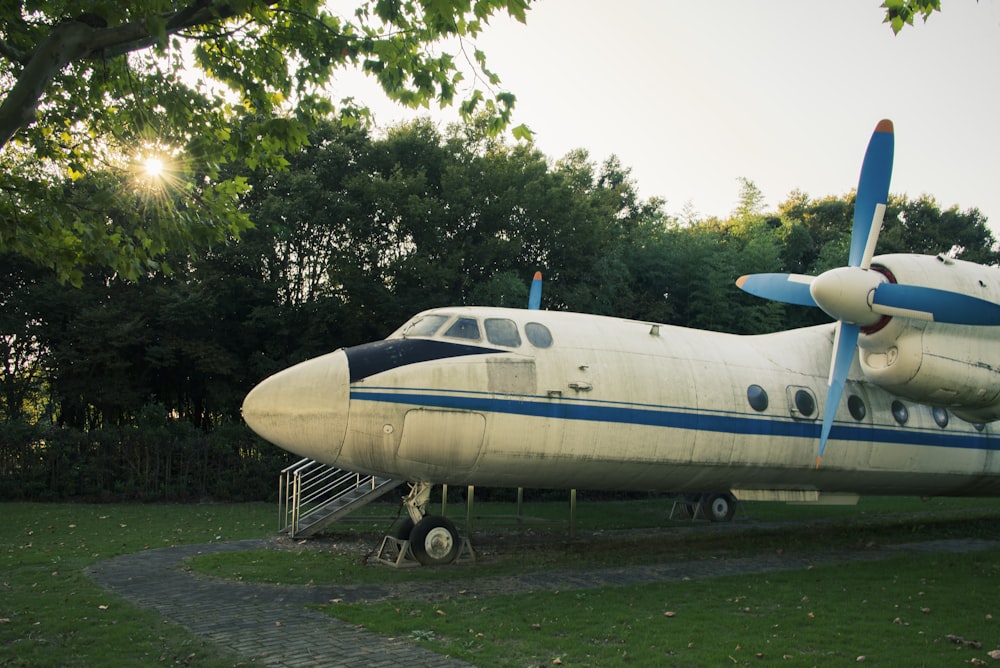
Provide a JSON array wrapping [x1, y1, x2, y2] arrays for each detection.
[[243, 260, 1000, 499]]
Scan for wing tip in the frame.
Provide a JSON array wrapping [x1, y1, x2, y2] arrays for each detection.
[[532, 271, 542, 280], [875, 119, 893, 135], [735, 275, 748, 289]]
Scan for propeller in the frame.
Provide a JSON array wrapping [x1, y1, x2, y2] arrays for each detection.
[[736, 119, 1000, 468], [528, 271, 542, 310]]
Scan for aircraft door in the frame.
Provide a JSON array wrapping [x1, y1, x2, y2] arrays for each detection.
[[396, 408, 486, 479]]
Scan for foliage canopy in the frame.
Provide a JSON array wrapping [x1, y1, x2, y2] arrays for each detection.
[[0, 0, 531, 284]]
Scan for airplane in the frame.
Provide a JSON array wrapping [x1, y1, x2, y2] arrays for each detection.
[[242, 120, 1000, 565]]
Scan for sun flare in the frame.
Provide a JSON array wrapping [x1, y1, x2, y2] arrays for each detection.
[[143, 156, 165, 178]]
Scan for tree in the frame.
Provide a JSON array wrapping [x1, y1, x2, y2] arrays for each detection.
[[0, 0, 531, 284], [878, 195, 999, 265]]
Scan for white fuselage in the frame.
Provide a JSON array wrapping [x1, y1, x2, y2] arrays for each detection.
[[242, 295, 1000, 498]]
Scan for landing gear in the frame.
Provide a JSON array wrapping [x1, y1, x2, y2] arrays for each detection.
[[378, 482, 469, 567], [701, 492, 737, 522], [670, 492, 739, 522]]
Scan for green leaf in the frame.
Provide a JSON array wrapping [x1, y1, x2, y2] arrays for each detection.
[[511, 123, 533, 142]]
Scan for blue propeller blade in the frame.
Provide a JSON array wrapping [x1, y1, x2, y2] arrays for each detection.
[[850, 120, 894, 268], [872, 283, 1000, 325], [816, 322, 859, 468], [528, 271, 542, 310], [736, 273, 817, 307], [813, 121, 892, 468]]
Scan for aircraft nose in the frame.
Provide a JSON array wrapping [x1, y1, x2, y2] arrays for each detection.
[[242, 350, 350, 463]]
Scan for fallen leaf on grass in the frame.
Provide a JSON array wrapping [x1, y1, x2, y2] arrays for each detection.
[[987, 649, 1000, 660], [944, 634, 982, 649], [663, 611, 676, 618]]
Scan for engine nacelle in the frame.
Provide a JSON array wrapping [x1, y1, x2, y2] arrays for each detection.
[[858, 254, 1000, 422]]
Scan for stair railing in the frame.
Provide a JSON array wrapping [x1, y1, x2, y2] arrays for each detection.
[[279, 458, 385, 536]]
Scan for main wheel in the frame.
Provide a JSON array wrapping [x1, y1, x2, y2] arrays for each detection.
[[409, 515, 461, 566], [701, 493, 737, 522]]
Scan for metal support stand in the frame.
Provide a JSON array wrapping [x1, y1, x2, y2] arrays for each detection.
[[375, 535, 476, 568], [569, 488, 577, 538], [669, 496, 703, 520], [466, 485, 475, 533]]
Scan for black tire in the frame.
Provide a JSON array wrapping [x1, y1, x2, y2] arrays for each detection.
[[409, 515, 461, 566], [393, 516, 415, 541], [701, 492, 737, 522]]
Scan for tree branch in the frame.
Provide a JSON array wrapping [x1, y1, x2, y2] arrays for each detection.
[[0, 20, 96, 150], [0, 1, 278, 152]]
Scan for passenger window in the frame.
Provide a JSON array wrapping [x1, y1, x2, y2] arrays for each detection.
[[485, 318, 521, 347], [443, 317, 481, 341], [746, 385, 768, 412], [848, 395, 867, 421], [525, 322, 553, 348], [891, 400, 909, 425], [404, 314, 448, 338], [794, 389, 816, 418]]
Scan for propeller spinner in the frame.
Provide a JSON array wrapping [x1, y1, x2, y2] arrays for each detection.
[[738, 120, 1000, 468]]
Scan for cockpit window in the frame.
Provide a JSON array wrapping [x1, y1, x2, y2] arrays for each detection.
[[525, 322, 553, 348], [403, 314, 449, 338], [443, 317, 481, 341], [485, 318, 522, 347]]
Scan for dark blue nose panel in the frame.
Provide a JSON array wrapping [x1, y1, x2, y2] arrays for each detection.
[[345, 339, 503, 382]]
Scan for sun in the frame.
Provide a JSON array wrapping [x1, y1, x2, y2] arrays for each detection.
[[131, 145, 184, 210], [143, 156, 165, 178]]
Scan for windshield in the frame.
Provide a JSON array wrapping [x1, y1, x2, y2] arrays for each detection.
[[402, 314, 449, 338]]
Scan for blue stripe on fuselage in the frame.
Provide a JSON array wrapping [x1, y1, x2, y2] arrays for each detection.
[[350, 387, 996, 451]]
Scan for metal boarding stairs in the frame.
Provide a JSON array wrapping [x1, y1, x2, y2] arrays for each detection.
[[279, 458, 404, 538]]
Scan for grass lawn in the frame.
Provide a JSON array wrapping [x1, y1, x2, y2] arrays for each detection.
[[2, 496, 999, 667], [1, 502, 273, 667], [329, 550, 1000, 666]]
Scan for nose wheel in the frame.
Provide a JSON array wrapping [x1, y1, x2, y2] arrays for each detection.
[[380, 482, 467, 566], [409, 515, 461, 565]]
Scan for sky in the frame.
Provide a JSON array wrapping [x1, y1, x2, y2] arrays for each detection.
[[339, 1, 1000, 232]]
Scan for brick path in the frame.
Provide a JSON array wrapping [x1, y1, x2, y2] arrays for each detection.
[[86, 533, 1000, 667]]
